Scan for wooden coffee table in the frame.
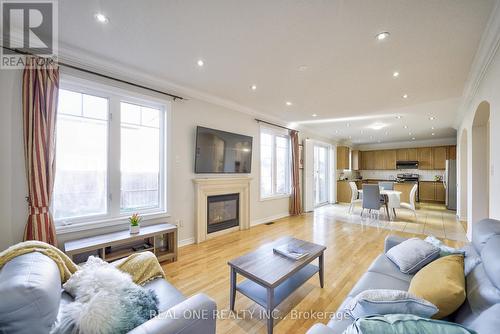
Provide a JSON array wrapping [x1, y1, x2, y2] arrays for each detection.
[[227, 237, 326, 334]]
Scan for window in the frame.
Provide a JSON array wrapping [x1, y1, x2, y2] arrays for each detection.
[[53, 82, 167, 226], [260, 126, 291, 199]]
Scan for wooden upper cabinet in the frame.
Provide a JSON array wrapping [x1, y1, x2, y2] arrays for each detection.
[[447, 145, 457, 160], [352, 150, 361, 171], [396, 149, 407, 161], [407, 148, 418, 161], [374, 151, 385, 170], [384, 150, 397, 170], [366, 151, 375, 170], [417, 147, 433, 170], [432, 146, 448, 170], [337, 146, 350, 170]]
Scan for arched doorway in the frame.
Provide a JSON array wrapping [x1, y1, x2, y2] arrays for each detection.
[[458, 129, 467, 221], [468, 101, 490, 239]]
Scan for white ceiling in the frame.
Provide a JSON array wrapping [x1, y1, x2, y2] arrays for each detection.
[[57, 0, 495, 143]]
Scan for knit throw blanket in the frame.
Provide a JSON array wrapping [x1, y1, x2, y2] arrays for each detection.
[[0, 241, 165, 285]]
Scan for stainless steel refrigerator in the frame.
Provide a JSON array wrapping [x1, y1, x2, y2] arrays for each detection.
[[444, 160, 457, 210]]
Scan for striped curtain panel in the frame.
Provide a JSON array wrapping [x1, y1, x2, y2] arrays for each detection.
[[22, 57, 59, 246], [289, 130, 303, 215]]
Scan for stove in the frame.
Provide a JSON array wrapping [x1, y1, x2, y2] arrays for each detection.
[[396, 173, 419, 182]]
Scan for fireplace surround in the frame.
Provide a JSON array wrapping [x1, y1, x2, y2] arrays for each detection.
[[193, 177, 251, 243]]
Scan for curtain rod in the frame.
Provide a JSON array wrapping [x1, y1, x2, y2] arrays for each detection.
[[255, 118, 297, 132], [1, 46, 185, 101]]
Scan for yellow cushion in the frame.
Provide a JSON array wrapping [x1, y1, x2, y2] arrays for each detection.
[[408, 254, 465, 319]]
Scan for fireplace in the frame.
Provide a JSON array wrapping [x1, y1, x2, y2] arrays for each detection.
[[207, 193, 239, 234]]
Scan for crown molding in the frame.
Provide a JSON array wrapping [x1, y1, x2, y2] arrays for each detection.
[[56, 43, 329, 140], [456, 0, 500, 128]]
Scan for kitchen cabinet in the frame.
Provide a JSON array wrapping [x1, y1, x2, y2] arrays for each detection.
[[384, 150, 397, 170], [337, 146, 350, 170], [417, 147, 433, 170], [432, 146, 448, 170], [394, 182, 415, 204], [407, 148, 418, 161], [374, 151, 385, 170], [419, 181, 445, 203], [337, 181, 352, 203], [362, 150, 375, 170], [447, 146, 457, 160], [419, 182, 435, 201], [396, 149, 408, 161], [352, 150, 361, 171]]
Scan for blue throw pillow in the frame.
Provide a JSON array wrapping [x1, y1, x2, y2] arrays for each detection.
[[343, 314, 477, 334], [344, 289, 438, 319], [386, 238, 440, 274]]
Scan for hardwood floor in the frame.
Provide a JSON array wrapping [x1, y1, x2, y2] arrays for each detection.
[[162, 206, 465, 334]]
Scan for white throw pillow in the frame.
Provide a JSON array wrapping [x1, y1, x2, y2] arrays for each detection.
[[344, 289, 439, 319]]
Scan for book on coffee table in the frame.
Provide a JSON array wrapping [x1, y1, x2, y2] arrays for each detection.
[[273, 244, 309, 260]]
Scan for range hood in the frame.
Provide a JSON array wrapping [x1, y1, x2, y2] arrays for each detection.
[[396, 161, 419, 169]]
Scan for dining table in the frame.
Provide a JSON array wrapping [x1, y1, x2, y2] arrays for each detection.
[[357, 189, 402, 220]]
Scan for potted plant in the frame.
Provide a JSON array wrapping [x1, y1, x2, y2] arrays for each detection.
[[129, 213, 142, 234]]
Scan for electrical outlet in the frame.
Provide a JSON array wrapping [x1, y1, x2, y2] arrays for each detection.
[[175, 219, 184, 227]]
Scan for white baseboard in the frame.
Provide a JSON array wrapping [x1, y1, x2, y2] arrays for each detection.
[[178, 237, 195, 247], [251, 212, 290, 227]]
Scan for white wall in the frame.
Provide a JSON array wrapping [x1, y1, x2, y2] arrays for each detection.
[[0, 68, 334, 250], [457, 21, 500, 239]]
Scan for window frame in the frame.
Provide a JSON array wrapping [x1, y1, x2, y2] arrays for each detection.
[[54, 75, 171, 233], [259, 125, 292, 200]]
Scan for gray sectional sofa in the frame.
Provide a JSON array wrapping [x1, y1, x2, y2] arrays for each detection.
[[0, 252, 217, 334], [307, 218, 500, 334]]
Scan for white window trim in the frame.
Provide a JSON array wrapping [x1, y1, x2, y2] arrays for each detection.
[[54, 74, 172, 232], [259, 125, 292, 201]]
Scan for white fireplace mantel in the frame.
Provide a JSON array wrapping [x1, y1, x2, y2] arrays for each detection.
[[192, 177, 251, 243]]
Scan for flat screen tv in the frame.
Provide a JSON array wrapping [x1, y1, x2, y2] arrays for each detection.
[[195, 126, 253, 173]]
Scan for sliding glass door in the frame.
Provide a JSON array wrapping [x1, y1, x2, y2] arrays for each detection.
[[313, 144, 330, 206]]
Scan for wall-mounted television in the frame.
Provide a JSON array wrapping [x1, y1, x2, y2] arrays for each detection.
[[195, 126, 253, 173]]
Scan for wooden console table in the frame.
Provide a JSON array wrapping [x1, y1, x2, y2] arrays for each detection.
[[64, 223, 177, 263]]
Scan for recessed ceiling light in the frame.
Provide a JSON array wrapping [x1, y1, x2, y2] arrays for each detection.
[[402, 94, 408, 99], [312, 113, 317, 117], [376, 32, 390, 41], [298, 65, 308, 71], [286, 101, 293, 106], [431, 126, 435, 130], [404, 125, 408, 129], [429, 116, 436, 121], [412, 137, 416, 140], [95, 13, 109, 23], [431, 133, 435, 136], [393, 71, 400, 78], [396, 115, 402, 119], [197, 59, 204, 67], [250, 84, 257, 91]]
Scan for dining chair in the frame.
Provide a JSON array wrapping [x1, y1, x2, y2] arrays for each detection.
[[361, 184, 390, 219], [378, 181, 394, 190], [348, 181, 363, 214], [399, 183, 418, 221]]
